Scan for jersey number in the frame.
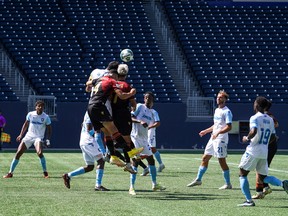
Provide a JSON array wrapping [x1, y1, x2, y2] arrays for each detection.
[[258, 128, 271, 145]]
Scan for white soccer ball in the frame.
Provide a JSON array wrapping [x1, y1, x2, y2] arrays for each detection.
[[120, 49, 134, 62]]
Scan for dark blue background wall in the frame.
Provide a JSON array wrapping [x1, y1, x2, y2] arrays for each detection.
[[1, 102, 287, 150]]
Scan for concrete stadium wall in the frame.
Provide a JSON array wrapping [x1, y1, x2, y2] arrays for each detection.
[[1, 101, 287, 150]]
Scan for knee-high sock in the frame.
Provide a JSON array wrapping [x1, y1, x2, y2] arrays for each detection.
[[105, 136, 115, 155], [149, 165, 157, 185], [68, 167, 85, 178], [153, 151, 163, 165], [196, 166, 207, 181], [264, 176, 282, 187], [95, 133, 106, 154], [239, 176, 252, 201], [130, 166, 138, 188], [39, 156, 47, 172], [96, 169, 104, 187], [9, 158, 19, 173], [223, 170, 231, 185]]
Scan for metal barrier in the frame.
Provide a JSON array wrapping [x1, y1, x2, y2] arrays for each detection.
[[187, 96, 215, 120], [27, 95, 57, 120]]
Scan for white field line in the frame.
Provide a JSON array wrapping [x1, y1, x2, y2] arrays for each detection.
[[170, 156, 288, 174]]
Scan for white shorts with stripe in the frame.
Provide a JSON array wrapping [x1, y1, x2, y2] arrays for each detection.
[[131, 135, 153, 156], [238, 152, 268, 175], [204, 138, 228, 158]]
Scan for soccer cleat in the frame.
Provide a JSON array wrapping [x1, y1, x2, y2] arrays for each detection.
[[3, 173, 13, 178], [103, 153, 111, 163], [158, 164, 165, 172], [187, 179, 202, 187], [263, 186, 272, 195], [219, 184, 232, 190], [62, 173, 71, 189], [152, 183, 166, 191], [129, 187, 136, 196], [127, 147, 144, 158], [123, 163, 137, 174], [141, 167, 150, 176], [252, 192, 265, 199], [43, 171, 49, 178], [95, 185, 110, 191], [282, 180, 288, 194], [237, 201, 255, 207], [109, 155, 126, 167]]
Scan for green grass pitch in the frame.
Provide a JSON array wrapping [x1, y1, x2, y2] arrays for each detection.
[[1, 151, 287, 216]]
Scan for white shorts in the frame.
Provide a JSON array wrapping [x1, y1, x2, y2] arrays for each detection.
[[204, 138, 228, 158], [80, 143, 103, 165], [22, 136, 42, 149], [238, 152, 268, 175], [131, 135, 153, 156], [148, 134, 156, 148]]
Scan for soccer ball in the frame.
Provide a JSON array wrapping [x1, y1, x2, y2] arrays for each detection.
[[120, 49, 134, 62]]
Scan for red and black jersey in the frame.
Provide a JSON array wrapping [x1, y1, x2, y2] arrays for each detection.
[[111, 80, 134, 110], [89, 76, 118, 105]]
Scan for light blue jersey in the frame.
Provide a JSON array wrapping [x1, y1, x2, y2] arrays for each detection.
[[131, 103, 154, 139], [246, 112, 274, 159], [212, 106, 233, 142], [25, 111, 51, 139]]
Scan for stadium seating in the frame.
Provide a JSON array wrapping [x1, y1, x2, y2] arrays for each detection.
[[1, 0, 288, 103], [163, 0, 288, 103], [0, 75, 19, 101], [0, 0, 180, 103]]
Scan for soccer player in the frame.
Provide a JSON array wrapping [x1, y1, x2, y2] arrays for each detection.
[[111, 64, 138, 174], [238, 96, 288, 207], [252, 99, 280, 199], [3, 100, 52, 178], [187, 90, 232, 189], [140, 97, 165, 176], [87, 62, 143, 168], [62, 112, 109, 191], [85, 62, 114, 156], [129, 91, 166, 195]]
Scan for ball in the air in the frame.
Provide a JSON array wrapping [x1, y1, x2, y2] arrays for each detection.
[[120, 49, 134, 62]]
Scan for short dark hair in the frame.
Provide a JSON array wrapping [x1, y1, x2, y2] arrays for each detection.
[[35, 100, 45, 107], [107, 61, 119, 70], [144, 91, 155, 100], [265, 99, 272, 111], [255, 96, 268, 110]]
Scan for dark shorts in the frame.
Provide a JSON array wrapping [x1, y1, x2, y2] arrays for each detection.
[[113, 109, 132, 136], [88, 103, 113, 131]]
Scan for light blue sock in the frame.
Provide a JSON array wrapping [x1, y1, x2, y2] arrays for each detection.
[[196, 166, 207, 181], [39, 156, 47, 172], [69, 167, 85, 178], [264, 176, 282, 187], [153, 151, 163, 165], [95, 133, 106, 154], [239, 176, 252, 201], [130, 166, 138, 187], [149, 165, 157, 185], [223, 170, 231, 185], [9, 158, 19, 173], [96, 169, 104, 187]]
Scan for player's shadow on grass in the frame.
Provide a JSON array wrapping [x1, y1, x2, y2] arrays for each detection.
[[136, 192, 223, 201]]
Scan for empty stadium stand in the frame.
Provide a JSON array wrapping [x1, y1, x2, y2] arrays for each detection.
[[163, 0, 288, 103], [0, 0, 181, 103]]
